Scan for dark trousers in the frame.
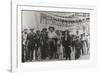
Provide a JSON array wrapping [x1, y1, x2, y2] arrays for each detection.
[[41, 43, 49, 59], [48, 40, 56, 59], [65, 46, 71, 60], [75, 47, 81, 59], [28, 45, 35, 61], [35, 46, 39, 60]]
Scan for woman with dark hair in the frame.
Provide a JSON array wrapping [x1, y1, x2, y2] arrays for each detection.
[[62, 30, 72, 60]]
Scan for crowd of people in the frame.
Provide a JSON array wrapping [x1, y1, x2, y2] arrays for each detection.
[[22, 26, 90, 62]]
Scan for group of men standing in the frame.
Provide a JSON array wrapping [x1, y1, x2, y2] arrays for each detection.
[[22, 26, 89, 62]]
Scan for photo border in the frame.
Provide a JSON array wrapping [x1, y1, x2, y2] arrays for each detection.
[[11, 3, 97, 73]]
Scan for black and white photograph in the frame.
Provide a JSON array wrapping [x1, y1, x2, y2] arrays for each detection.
[[9, 0, 98, 72], [22, 10, 90, 63]]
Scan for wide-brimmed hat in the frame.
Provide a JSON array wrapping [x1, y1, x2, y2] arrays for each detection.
[[48, 26, 55, 30]]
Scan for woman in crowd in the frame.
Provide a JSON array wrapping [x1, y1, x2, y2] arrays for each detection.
[[56, 30, 63, 60], [62, 30, 72, 60], [22, 29, 28, 62]]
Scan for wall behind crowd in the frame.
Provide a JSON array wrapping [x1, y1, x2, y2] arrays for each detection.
[[22, 11, 89, 35], [22, 11, 40, 30]]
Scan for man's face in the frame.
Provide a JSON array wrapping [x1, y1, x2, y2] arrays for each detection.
[[50, 28, 53, 32], [24, 31, 27, 34], [65, 32, 67, 36], [76, 31, 79, 35], [30, 29, 34, 33], [37, 31, 40, 34]]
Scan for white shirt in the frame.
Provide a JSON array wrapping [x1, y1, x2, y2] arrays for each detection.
[[48, 31, 57, 39]]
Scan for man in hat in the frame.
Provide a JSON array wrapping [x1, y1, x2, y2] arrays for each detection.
[[27, 28, 36, 61], [48, 26, 57, 60]]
